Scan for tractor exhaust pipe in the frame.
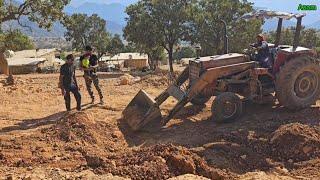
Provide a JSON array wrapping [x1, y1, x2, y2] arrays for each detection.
[[220, 19, 229, 54]]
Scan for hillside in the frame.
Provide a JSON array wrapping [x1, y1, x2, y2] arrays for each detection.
[[1, 16, 65, 38], [308, 20, 320, 29], [1, 2, 126, 38]]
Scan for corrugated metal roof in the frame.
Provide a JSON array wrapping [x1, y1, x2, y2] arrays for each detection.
[[111, 53, 148, 60], [12, 48, 57, 58], [99, 56, 112, 61], [53, 58, 65, 65], [7, 58, 47, 66], [242, 10, 306, 20]]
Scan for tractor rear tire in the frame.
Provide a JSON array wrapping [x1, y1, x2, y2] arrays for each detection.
[[275, 56, 320, 109], [211, 92, 243, 123], [191, 94, 210, 105]]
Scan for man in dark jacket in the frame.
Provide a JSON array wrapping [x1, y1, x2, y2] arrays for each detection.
[[252, 34, 272, 69], [80, 45, 104, 104], [59, 54, 81, 111]]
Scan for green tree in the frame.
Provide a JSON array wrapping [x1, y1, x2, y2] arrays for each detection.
[[106, 34, 125, 56], [0, 0, 69, 29], [267, 27, 294, 45], [124, 0, 191, 73], [188, 0, 261, 56], [123, 42, 137, 53], [0, 0, 69, 52], [300, 28, 320, 48], [267, 27, 320, 48], [63, 13, 111, 57], [173, 46, 196, 60], [0, 29, 34, 51], [124, 2, 162, 70]]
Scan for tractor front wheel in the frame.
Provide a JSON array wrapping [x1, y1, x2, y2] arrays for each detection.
[[275, 56, 320, 109], [211, 92, 243, 123]]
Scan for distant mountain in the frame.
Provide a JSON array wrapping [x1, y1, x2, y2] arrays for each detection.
[[1, 2, 126, 38], [1, 16, 65, 37], [65, 3, 127, 25], [307, 21, 320, 29], [64, 2, 127, 35], [69, 0, 138, 7]]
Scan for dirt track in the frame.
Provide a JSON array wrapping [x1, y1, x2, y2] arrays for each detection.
[[0, 71, 319, 179]]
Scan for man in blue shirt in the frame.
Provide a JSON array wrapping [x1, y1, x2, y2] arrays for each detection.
[[59, 54, 81, 111]]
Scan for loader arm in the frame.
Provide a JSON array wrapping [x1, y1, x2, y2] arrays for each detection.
[[162, 61, 258, 124], [155, 66, 189, 105]]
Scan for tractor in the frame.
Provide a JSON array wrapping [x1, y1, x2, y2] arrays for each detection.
[[122, 10, 320, 131]]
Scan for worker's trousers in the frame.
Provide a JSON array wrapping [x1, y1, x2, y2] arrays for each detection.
[[64, 84, 81, 111], [84, 74, 103, 100]]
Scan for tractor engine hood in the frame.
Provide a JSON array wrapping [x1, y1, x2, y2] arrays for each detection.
[[190, 53, 249, 70]]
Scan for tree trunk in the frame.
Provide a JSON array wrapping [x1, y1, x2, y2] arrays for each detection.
[[147, 53, 153, 70], [155, 59, 159, 70], [168, 47, 174, 74]]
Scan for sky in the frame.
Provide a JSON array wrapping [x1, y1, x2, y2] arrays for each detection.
[[69, 0, 320, 24], [249, 0, 320, 24]]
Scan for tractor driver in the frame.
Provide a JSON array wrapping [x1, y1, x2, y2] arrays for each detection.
[[251, 34, 272, 69]]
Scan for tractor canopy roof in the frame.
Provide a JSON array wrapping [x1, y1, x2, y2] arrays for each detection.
[[242, 10, 305, 20]]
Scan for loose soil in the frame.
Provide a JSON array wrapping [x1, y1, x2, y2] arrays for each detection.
[[0, 70, 319, 179]]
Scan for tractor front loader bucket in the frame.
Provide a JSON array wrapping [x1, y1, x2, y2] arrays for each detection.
[[122, 89, 162, 131], [122, 67, 190, 131]]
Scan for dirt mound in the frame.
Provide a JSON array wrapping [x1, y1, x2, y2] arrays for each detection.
[[3, 168, 128, 180], [45, 111, 124, 149], [239, 171, 295, 180], [93, 144, 231, 180], [168, 174, 210, 180], [119, 74, 141, 85], [270, 123, 320, 162], [47, 112, 99, 143], [141, 75, 169, 87]]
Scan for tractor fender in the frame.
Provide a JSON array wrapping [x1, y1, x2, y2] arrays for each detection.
[[273, 49, 316, 74]]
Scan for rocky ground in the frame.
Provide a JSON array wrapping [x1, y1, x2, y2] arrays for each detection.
[[0, 70, 319, 179]]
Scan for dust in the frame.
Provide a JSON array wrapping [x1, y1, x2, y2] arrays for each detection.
[[93, 144, 232, 180]]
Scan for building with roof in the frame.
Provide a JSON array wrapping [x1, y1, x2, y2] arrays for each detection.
[[3, 48, 62, 74], [6, 58, 47, 74], [111, 53, 149, 70]]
